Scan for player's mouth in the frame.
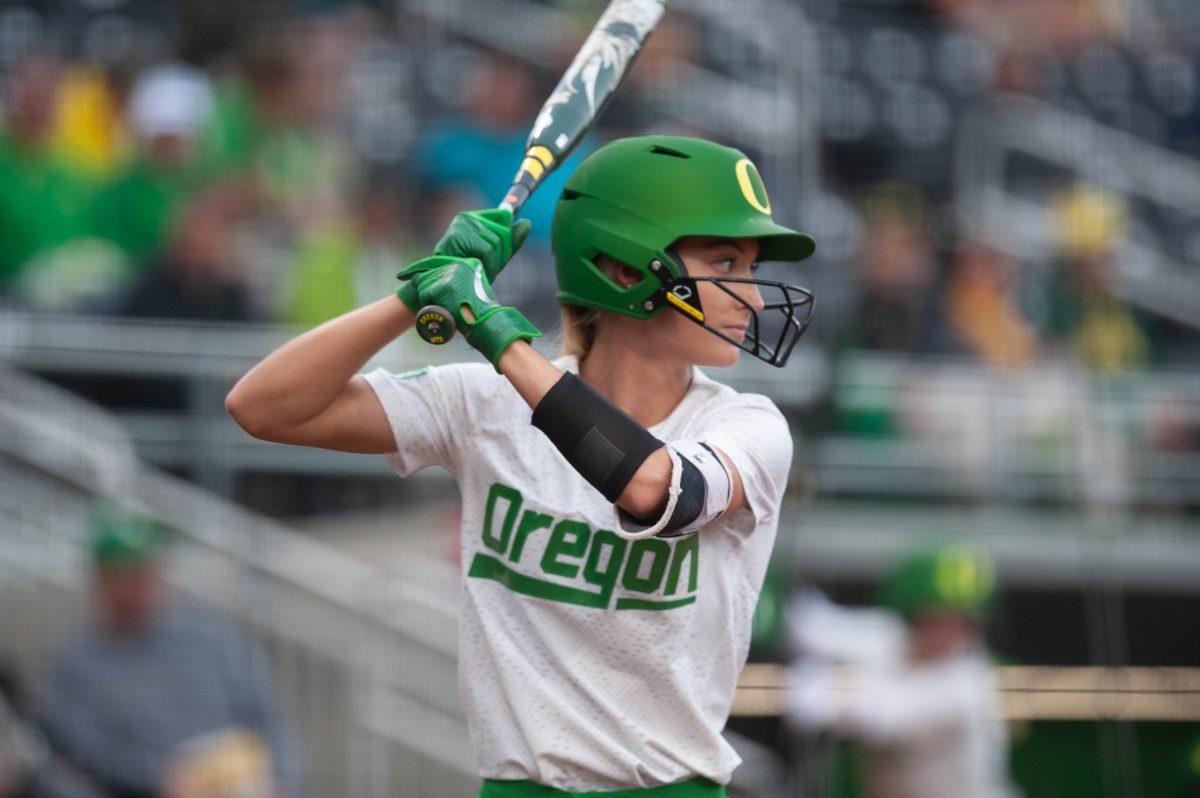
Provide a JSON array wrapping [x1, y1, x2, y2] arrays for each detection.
[[721, 324, 749, 343]]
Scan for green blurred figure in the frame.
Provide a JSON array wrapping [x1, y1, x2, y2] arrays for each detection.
[[788, 543, 1019, 798], [0, 54, 93, 294], [1043, 185, 1151, 373], [90, 65, 215, 272]]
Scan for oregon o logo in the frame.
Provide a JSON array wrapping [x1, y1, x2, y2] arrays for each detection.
[[735, 158, 772, 215]]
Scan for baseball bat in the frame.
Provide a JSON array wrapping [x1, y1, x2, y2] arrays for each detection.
[[414, 0, 667, 345]]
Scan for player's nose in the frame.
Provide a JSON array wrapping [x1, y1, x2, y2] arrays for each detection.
[[732, 280, 766, 313]]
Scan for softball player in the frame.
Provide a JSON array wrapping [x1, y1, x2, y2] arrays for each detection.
[[227, 135, 816, 796], [788, 545, 1016, 798]]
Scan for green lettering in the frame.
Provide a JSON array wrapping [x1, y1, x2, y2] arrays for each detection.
[[469, 554, 608, 608], [541, 520, 591, 578], [616, 595, 697, 611], [583, 530, 628, 607], [481, 483, 522, 554], [510, 510, 553, 563], [665, 533, 700, 596], [622, 538, 670, 594]]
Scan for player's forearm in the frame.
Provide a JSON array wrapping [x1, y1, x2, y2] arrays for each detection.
[[497, 340, 564, 407], [227, 295, 413, 430]]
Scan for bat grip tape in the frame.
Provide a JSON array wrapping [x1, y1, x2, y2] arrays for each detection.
[[531, 372, 663, 502]]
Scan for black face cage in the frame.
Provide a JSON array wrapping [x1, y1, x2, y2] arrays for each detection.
[[655, 275, 816, 368]]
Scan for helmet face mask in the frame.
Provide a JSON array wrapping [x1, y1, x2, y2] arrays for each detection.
[[655, 271, 816, 368], [553, 135, 817, 368]]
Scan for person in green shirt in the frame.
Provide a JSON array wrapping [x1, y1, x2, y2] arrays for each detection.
[[0, 54, 93, 292], [90, 64, 216, 271]]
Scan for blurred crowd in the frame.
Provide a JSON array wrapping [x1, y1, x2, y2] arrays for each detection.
[[0, 6, 412, 327], [838, 181, 1167, 372], [0, 0, 1195, 372], [0, 0, 622, 332]]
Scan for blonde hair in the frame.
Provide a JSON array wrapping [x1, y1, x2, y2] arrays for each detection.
[[558, 254, 629, 360], [560, 303, 604, 358]]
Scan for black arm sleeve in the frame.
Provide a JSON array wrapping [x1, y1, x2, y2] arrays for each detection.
[[531, 372, 663, 501]]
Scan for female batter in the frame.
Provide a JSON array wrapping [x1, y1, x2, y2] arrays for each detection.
[[227, 136, 816, 797]]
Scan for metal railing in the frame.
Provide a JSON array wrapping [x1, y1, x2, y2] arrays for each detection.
[[813, 352, 1200, 509], [5, 309, 1199, 514]]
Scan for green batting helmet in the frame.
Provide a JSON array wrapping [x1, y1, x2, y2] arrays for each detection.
[[551, 135, 816, 367], [879, 543, 997, 621]]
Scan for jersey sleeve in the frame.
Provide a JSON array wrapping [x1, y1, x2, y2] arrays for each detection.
[[362, 364, 470, 477], [697, 392, 793, 538]]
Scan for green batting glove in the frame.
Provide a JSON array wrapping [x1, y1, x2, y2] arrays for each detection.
[[398, 256, 540, 368], [434, 209, 532, 281], [395, 255, 451, 313]]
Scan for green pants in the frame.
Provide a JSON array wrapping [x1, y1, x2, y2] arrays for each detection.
[[478, 777, 726, 798]]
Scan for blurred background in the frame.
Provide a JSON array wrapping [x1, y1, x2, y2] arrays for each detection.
[[0, 0, 1198, 796]]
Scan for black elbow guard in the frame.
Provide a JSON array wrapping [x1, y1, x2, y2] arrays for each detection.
[[531, 372, 663, 502], [618, 452, 707, 538]]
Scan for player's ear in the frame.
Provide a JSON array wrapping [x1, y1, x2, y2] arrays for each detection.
[[614, 264, 642, 288], [595, 254, 642, 288]]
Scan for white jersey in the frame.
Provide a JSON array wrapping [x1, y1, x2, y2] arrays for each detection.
[[364, 355, 792, 791]]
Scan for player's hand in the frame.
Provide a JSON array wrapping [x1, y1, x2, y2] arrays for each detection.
[[396, 256, 540, 368], [434, 209, 532, 281]]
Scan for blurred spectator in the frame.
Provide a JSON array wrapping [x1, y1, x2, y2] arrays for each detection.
[[841, 185, 948, 355], [0, 54, 93, 294], [116, 184, 257, 322], [43, 506, 300, 798], [200, 20, 360, 324], [0, 661, 104, 798], [202, 21, 353, 219], [343, 172, 423, 309], [1043, 184, 1151, 372], [929, 0, 1127, 61], [90, 65, 216, 271], [788, 543, 1017, 798], [414, 50, 589, 245], [51, 63, 128, 181], [945, 241, 1037, 368]]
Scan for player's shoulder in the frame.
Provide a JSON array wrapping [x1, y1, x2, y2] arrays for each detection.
[[424, 361, 526, 414], [425, 360, 501, 384], [376, 360, 498, 390]]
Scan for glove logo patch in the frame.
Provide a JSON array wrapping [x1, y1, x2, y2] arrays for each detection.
[[473, 264, 491, 303]]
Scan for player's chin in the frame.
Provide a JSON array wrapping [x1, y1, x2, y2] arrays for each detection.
[[698, 336, 743, 368]]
